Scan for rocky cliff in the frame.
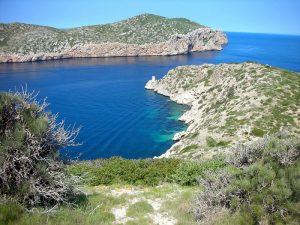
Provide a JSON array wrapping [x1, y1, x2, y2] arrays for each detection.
[[0, 14, 227, 63], [145, 62, 300, 159]]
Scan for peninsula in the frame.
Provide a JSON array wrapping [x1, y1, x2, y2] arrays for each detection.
[[146, 62, 300, 159], [0, 14, 227, 63]]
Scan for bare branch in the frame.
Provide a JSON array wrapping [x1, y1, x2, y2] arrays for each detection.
[[0, 89, 82, 208]]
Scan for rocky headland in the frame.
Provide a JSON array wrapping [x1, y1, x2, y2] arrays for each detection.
[[145, 62, 300, 159], [0, 14, 227, 63]]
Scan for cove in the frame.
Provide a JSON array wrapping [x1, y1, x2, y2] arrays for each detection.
[[0, 32, 299, 160]]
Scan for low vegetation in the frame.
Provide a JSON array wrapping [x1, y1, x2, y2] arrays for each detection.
[[151, 63, 300, 159], [0, 184, 197, 225], [206, 137, 231, 147], [1, 60, 299, 225], [193, 132, 300, 224], [67, 156, 225, 186], [0, 90, 81, 209], [3, 130, 298, 224], [0, 14, 203, 54]]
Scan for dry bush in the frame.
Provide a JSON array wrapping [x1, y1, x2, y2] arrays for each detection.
[[193, 132, 300, 224], [0, 88, 81, 208], [193, 169, 231, 222], [226, 131, 299, 167]]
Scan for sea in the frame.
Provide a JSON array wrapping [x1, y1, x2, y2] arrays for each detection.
[[0, 32, 299, 159]]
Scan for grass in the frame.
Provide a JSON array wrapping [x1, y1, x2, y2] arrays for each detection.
[[126, 201, 154, 217], [125, 217, 153, 225], [0, 184, 200, 225], [187, 132, 199, 139], [171, 157, 226, 186], [162, 187, 198, 225], [251, 127, 265, 137], [180, 144, 198, 153], [206, 136, 231, 147], [0, 193, 122, 225], [1, 63, 300, 224]]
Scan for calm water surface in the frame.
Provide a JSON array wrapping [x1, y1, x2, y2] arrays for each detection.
[[0, 32, 299, 159]]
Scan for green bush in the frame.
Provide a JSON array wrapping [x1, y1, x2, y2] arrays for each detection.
[[251, 127, 265, 137], [172, 157, 225, 186], [194, 133, 300, 224], [206, 137, 231, 147], [225, 159, 300, 224], [206, 137, 218, 147], [68, 157, 182, 186], [68, 157, 226, 187], [180, 144, 198, 153]]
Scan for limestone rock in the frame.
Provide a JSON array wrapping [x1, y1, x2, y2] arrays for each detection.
[[146, 62, 300, 159], [173, 131, 187, 141], [0, 14, 228, 63]]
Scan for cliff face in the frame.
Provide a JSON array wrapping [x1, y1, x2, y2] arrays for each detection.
[[0, 14, 227, 63], [145, 62, 300, 159]]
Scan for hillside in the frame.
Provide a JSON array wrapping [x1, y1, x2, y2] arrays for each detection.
[[0, 14, 227, 63], [146, 62, 300, 159], [1, 64, 299, 225]]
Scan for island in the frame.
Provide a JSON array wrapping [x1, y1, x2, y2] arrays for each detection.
[[0, 14, 227, 63]]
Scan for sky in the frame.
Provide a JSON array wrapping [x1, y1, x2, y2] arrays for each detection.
[[0, 0, 300, 35]]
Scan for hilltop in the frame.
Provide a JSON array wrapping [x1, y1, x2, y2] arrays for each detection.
[[146, 62, 300, 159], [0, 14, 227, 63]]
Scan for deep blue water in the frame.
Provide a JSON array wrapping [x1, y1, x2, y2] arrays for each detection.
[[0, 32, 299, 159]]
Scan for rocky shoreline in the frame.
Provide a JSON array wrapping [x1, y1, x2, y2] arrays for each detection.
[[0, 28, 227, 63], [146, 62, 300, 159]]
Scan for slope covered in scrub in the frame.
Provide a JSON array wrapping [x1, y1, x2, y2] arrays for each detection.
[[146, 62, 300, 159], [0, 13, 228, 63]]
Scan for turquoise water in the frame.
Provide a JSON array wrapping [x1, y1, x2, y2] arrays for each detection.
[[0, 32, 299, 159]]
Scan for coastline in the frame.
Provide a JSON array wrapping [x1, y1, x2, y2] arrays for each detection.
[[146, 62, 300, 159], [0, 28, 228, 63], [145, 78, 192, 159]]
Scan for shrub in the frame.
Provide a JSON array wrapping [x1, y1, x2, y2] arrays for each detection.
[[193, 133, 300, 224], [193, 169, 232, 221], [206, 137, 218, 147], [68, 157, 182, 186], [226, 86, 235, 99], [206, 137, 231, 148], [181, 144, 198, 153], [251, 127, 265, 137], [172, 157, 225, 186], [0, 90, 81, 208], [225, 131, 299, 167], [68, 157, 226, 187]]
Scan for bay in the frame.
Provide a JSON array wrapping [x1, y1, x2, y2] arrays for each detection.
[[0, 32, 299, 159]]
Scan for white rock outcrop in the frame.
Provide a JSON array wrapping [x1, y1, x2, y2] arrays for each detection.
[[146, 63, 300, 159]]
